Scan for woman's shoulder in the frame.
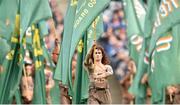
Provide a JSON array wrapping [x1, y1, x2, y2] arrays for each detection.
[[104, 65, 113, 74], [105, 65, 112, 69]]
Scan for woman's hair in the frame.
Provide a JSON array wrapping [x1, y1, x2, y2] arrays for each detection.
[[86, 43, 110, 65]]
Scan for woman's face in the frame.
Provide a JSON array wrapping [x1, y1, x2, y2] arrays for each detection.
[[26, 65, 33, 75], [93, 49, 103, 62]]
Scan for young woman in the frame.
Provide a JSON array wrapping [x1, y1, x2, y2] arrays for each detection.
[[84, 43, 113, 104]]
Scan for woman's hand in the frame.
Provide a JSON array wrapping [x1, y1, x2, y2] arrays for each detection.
[[89, 59, 93, 65], [167, 86, 177, 95], [141, 73, 148, 84], [93, 40, 96, 45], [128, 60, 136, 74]]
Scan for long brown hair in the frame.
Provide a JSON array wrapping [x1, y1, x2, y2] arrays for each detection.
[[86, 43, 110, 65]]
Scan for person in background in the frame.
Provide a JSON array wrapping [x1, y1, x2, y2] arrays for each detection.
[[52, 38, 60, 65], [72, 53, 77, 85], [120, 59, 135, 104], [21, 58, 34, 104], [45, 63, 55, 104], [51, 39, 71, 104], [166, 85, 180, 104]]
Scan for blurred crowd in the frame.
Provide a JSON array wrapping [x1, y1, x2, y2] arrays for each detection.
[[46, 0, 64, 53], [99, 1, 129, 84]]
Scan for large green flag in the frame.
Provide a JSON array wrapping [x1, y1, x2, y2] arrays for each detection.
[[149, 27, 180, 103], [69, 0, 110, 64], [54, 0, 78, 90], [24, 4, 58, 104], [142, 0, 161, 103], [148, 0, 180, 103], [28, 25, 46, 104], [0, 42, 23, 103], [128, 0, 160, 104], [0, 38, 10, 65], [0, 0, 51, 41], [0, 0, 18, 41], [124, 0, 146, 64], [0, 14, 25, 104], [0, 0, 52, 104], [20, 0, 52, 41], [20, 0, 54, 104], [0, 38, 10, 97], [73, 15, 103, 104], [73, 36, 88, 104], [20, 0, 52, 103], [23, 22, 59, 104], [124, 0, 147, 103]]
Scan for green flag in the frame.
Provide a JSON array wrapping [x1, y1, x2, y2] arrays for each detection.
[[128, 0, 160, 104], [0, 0, 18, 41], [124, 0, 147, 103], [0, 38, 10, 65], [23, 22, 59, 104], [73, 37, 88, 104], [29, 25, 46, 104], [0, 43, 23, 103], [23, 24, 51, 104], [19, 0, 52, 103], [149, 0, 180, 54], [133, 0, 160, 103], [0, 0, 52, 104], [0, 38, 10, 97], [54, 3, 78, 102], [69, 0, 110, 66], [20, 0, 52, 41], [14, 88, 22, 104], [49, 80, 61, 104], [124, 0, 145, 64], [148, 0, 180, 103], [0, 14, 25, 104]]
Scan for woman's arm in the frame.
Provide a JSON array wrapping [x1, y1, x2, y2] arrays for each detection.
[[83, 52, 94, 71], [94, 65, 113, 78], [104, 65, 113, 76]]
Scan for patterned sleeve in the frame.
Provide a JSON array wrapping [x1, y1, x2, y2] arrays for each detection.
[[105, 65, 113, 76]]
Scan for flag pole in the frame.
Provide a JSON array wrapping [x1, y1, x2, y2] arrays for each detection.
[[93, 20, 97, 69], [170, 94, 173, 103], [23, 64, 29, 92]]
